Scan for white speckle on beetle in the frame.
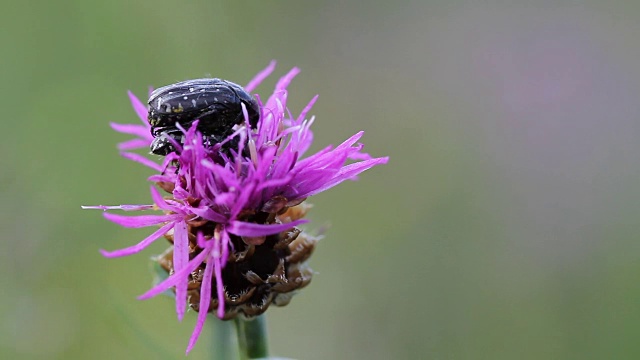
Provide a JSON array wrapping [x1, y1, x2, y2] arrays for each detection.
[[191, 99, 196, 107], [183, 96, 188, 100], [214, 97, 218, 101], [189, 87, 194, 92]]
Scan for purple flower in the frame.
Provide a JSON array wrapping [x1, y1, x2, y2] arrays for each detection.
[[85, 61, 388, 353]]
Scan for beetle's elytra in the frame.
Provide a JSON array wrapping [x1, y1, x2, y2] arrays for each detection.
[[147, 78, 260, 155]]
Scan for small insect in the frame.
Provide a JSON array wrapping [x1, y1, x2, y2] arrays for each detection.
[[147, 78, 260, 155]]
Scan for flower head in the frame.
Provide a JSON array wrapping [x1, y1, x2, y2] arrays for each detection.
[[85, 62, 388, 353]]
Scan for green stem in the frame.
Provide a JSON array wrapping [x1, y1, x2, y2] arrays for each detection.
[[235, 319, 248, 360], [211, 317, 237, 360], [235, 315, 269, 359]]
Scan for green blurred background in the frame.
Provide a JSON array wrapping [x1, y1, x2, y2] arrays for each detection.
[[3, 1, 640, 359]]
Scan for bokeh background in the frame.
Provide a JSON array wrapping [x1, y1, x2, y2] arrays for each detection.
[[3, 1, 640, 359]]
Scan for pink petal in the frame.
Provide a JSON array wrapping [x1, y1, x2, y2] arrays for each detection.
[[173, 220, 189, 321], [227, 219, 308, 237], [147, 174, 176, 184], [120, 152, 163, 172], [100, 222, 175, 257], [190, 206, 227, 223], [117, 138, 152, 151], [245, 60, 277, 93], [348, 150, 373, 161], [110, 122, 150, 138], [137, 249, 210, 300], [128, 90, 149, 124], [334, 131, 364, 151], [196, 231, 208, 249], [82, 204, 154, 211], [186, 251, 215, 354], [103, 212, 180, 228], [288, 169, 337, 197], [256, 175, 293, 193], [300, 157, 389, 198], [219, 229, 231, 275], [149, 186, 177, 212], [296, 95, 319, 123], [275, 67, 300, 92], [230, 182, 256, 219], [214, 243, 225, 318]]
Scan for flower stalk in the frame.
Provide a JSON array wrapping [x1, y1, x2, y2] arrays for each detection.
[[235, 315, 269, 359]]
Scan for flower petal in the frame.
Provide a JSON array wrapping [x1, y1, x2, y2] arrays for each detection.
[[103, 212, 180, 228], [120, 152, 164, 172], [299, 157, 389, 198], [137, 248, 210, 300], [117, 138, 152, 151], [128, 90, 149, 124], [214, 240, 225, 319], [82, 204, 154, 211], [190, 206, 227, 223], [173, 220, 189, 321], [100, 222, 175, 257], [186, 250, 214, 354], [110, 122, 150, 138], [227, 219, 308, 237], [245, 60, 276, 93], [149, 186, 179, 212], [275, 67, 300, 92]]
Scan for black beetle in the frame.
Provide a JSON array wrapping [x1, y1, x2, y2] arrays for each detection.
[[147, 78, 260, 155]]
